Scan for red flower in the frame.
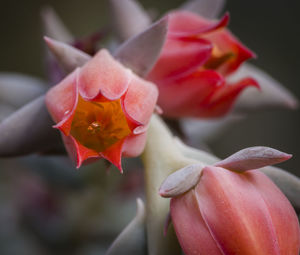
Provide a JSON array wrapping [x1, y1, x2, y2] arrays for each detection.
[[170, 166, 300, 255], [46, 49, 158, 171], [147, 11, 259, 118]]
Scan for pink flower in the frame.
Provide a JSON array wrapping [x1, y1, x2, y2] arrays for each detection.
[[147, 11, 259, 118], [167, 155, 300, 255], [46, 49, 158, 171]]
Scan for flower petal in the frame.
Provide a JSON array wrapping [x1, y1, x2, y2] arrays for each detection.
[[46, 69, 79, 135], [78, 49, 131, 101], [198, 77, 259, 117], [147, 37, 212, 82], [123, 75, 158, 127], [168, 11, 229, 38], [171, 190, 223, 255], [100, 139, 126, 172], [155, 70, 224, 118], [230, 63, 299, 112], [195, 166, 281, 255], [203, 29, 255, 75]]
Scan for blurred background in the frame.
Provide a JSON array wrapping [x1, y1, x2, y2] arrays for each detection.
[[0, 0, 299, 254]]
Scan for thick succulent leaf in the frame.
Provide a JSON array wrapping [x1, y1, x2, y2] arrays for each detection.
[[215, 146, 292, 172], [260, 166, 300, 214], [0, 72, 47, 107], [0, 96, 61, 156], [41, 6, 74, 43], [0, 103, 14, 122], [44, 36, 91, 73], [159, 164, 204, 198], [109, 0, 151, 41], [230, 63, 299, 112], [114, 17, 168, 77], [175, 139, 300, 212], [180, 0, 225, 19], [105, 198, 147, 255]]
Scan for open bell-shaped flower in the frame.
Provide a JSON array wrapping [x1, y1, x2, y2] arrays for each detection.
[[160, 147, 300, 255], [46, 49, 158, 171]]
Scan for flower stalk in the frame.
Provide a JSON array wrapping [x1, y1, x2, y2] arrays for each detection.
[[142, 114, 197, 255]]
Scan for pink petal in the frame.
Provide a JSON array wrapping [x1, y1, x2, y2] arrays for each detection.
[[171, 190, 223, 255], [156, 70, 224, 118], [100, 139, 126, 173], [147, 37, 212, 82], [250, 171, 300, 255], [168, 11, 229, 38], [62, 135, 100, 168], [198, 77, 259, 117], [78, 49, 132, 101], [195, 166, 281, 255], [123, 75, 158, 127], [45, 69, 79, 135], [203, 29, 255, 76], [122, 132, 147, 158]]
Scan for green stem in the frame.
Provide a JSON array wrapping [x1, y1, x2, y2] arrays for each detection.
[[142, 115, 197, 255]]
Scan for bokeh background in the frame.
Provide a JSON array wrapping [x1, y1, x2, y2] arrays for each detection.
[[0, 0, 299, 254]]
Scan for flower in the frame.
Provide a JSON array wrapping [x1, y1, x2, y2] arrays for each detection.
[[147, 11, 259, 118], [46, 49, 158, 171], [169, 165, 300, 255]]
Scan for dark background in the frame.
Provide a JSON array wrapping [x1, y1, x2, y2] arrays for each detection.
[[0, 0, 299, 254], [0, 0, 299, 174]]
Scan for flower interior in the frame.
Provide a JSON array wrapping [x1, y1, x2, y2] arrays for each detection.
[[204, 46, 235, 70], [70, 96, 131, 152]]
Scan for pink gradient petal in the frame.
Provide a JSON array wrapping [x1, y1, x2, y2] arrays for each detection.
[[100, 139, 126, 173], [168, 11, 229, 38], [171, 190, 223, 255], [123, 75, 158, 126], [122, 132, 147, 158], [198, 77, 259, 117], [61, 135, 100, 168], [195, 166, 281, 255], [46, 69, 79, 136], [147, 37, 212, 82], [250, 171, 300, 255], [204, 29, 256, 75], [78, 49, 132, 101], [156, 70, 224, 118]]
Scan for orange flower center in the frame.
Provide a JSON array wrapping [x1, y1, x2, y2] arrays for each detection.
[[70, 97, 131, 152], [204, 46, 235, 70]]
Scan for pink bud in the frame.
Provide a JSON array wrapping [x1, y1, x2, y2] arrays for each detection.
[[171, 166, 300, 255], [147, 11, 259, 118]]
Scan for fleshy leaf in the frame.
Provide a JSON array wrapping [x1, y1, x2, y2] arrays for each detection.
[[114, 17, 168, 77], [0, 72, 46, 108], [109, 0, 151, 41], [180, 0, 226, 19], [41, 6, 73, 43], [230, 63, 299, 112], [0, 96, 61, 156], [159, 164, 204, 198], [44, 36, 91, 73], [215, 146, 292, 172], [105, 198, 147, 255]]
